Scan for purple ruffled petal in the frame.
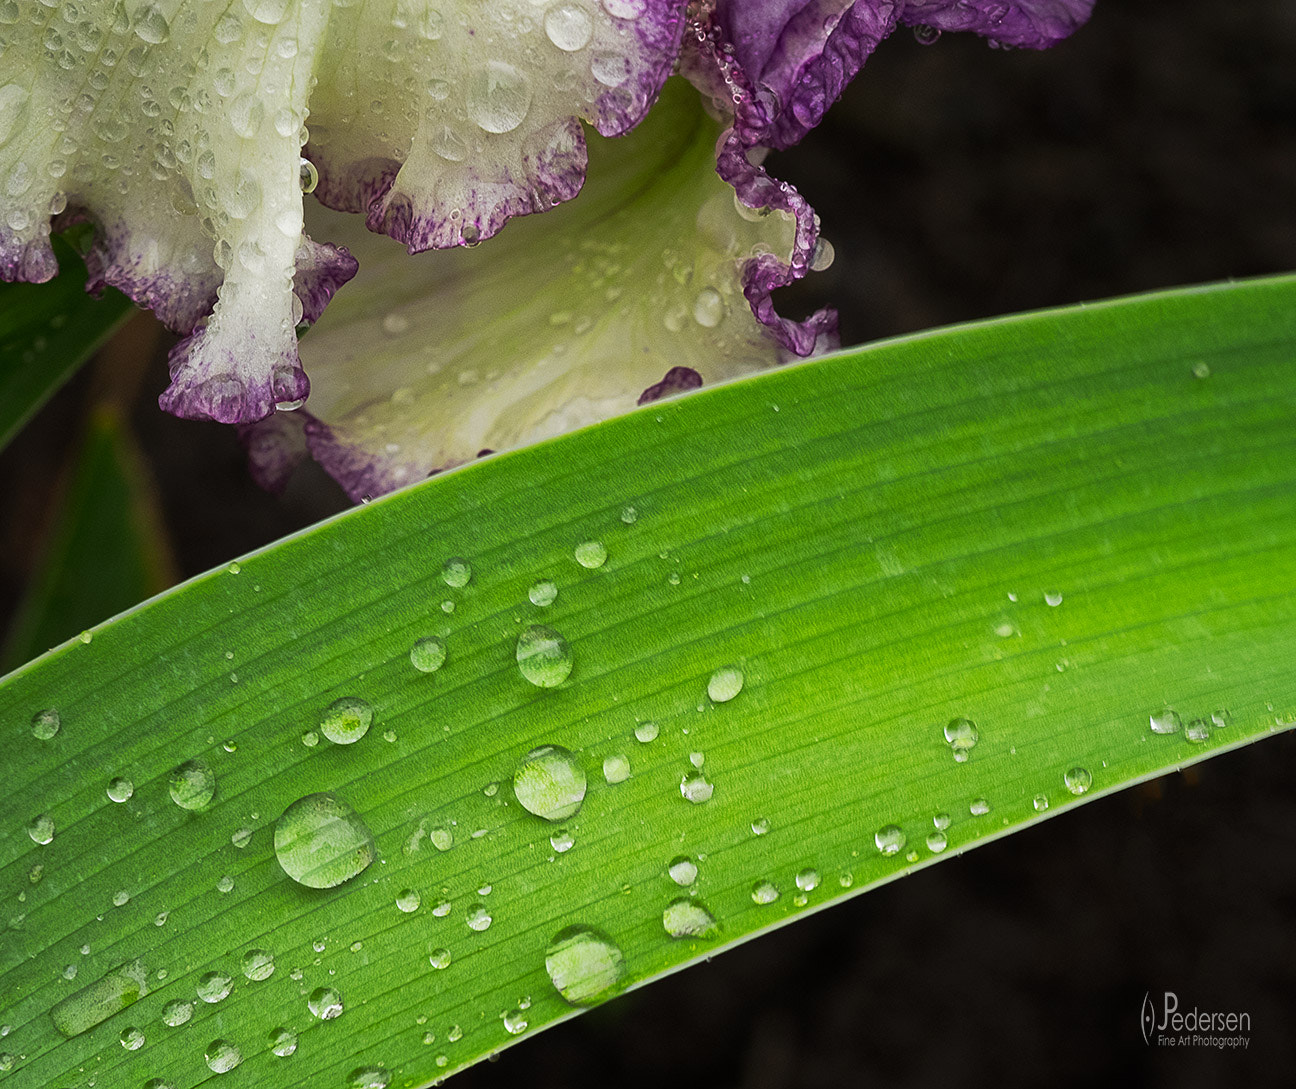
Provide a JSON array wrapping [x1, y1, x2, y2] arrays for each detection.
[[237, 411, 311, 497], [638, 365, 705, 405]]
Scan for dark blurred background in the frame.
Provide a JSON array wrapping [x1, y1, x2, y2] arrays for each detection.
[[3, 0, 1295, 1084]]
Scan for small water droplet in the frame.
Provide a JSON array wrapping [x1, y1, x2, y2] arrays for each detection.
[[1044, 591, 1064, 607], [1149, 708, 1182, 735], [1210, 708, 1233, 729], [514, 744, 586, 821], [874, 825, 906, 856], [1032, 794, 1049, 812], [943, 717, 979, 761], [162, 999, 193, 1027], [466, 904, 492, 931], [205, 1039, 242, 1073], [516, 625, 574, 688], [301, 730, 319, 747], [430, 824, 454, 851], [197, 972, 232, 1004], [241, 949, 274, 981], [216, 875, 234, 894], [634, 721, 659, 743], [410, 636, 447, 673], [155, 912, 169, 927], [269, 1027, 297, 1056], [231, 826, 253, 849], [1184, 719, 1211, 743], [680, 771, 714, 804], [574, 539, 607, 568], [969, 797, 991, 816], [319, 696, 373, 744], [932, 812, 951, 831], [429, 948, 451, 969], [396, 889, 421, 913], [528, 579, 558, 606], [62, 963, 78, 980], [545, 926, 625, 1005], [751, 816, 771, 836], [106, 777, 134, 803], [274, 793, 376, 888], [502, 1009, 528, 1035], [620, 505, 638, 524], [550, 829, 575, 853], [668, 856, 698, 886], [26, 814, 54, 845], [349, 1065, 391, 1088], [600, 753, 631, 785], [298, 157, 318, 193], [707, 665, 744, 703], [432, 899, 452, 918], [441, 557, 471, 587], [227, 562, 241, 575], [926, 831, 948, 853], [308, 986, 344, 1020], [168, 759, 216, 810], [795, 868, 820, 892], [692, 287, 725, 328], [31, 708, 60, 740], [1064, 767, 1093, 795], [751, 880, 780, 905], [112, 889, 130, 907], [663, 898, 718, 939]]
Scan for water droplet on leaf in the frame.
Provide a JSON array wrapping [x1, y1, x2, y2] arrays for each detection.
[[168, 759, 215, 810], [516, 626, 574, 687], [319, 696, 373, 744], [274, 793, 376, 888], [544, 926, 625, 1005], [707, 665, 744, 703]]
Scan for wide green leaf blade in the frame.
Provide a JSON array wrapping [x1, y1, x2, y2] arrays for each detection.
[[1, 405, 176, 673], [2, 274, 1295, 1089], [0, 237, 134, 453]]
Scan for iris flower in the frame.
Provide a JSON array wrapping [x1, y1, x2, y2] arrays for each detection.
[[0, 0, 1092, 500]]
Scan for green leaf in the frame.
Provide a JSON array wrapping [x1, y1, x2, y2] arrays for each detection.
[[1, 406, 176, 673], [0, 237, 133, 453], [2, 274, 1295, 1089]]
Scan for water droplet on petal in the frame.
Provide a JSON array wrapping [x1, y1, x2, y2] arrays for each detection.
[[274, 793, 376, 888], [544, 926, 624, 1005], [466, 61, 531, 134], [410, 636, 447, 673], [514, 745, 585, 821], [707, 665, 744, 703], [205, 1039, 242, 1073], [692, 287, 725, 328], [298, 158, 318, 193], [544, 3, 593, 50], [516, 625, 574, 687], [308, 986, 344, 1020], [168, 759, 215, 810], [1064, 767, 1093, 795], [319, 696, 373, 744]]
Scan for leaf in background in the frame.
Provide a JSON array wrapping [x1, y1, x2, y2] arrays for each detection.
[[2, 275, 1295, 1089], [1, 406, 176, 672], [0, 236, 133, 453]]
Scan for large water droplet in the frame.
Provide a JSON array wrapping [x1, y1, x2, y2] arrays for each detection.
[[574, 539, 607, 568], [668, 856, 698, 886], [514, 745, 585, 821], [1064, 767, 1092, 795], [707, 665, 744, 703], [680, 772, 714, 804], [663, 899, 719, 939], [441, 557, 471, 587], [308, 986, 344, 1020], [751, 880, 780, 905], [197, 972, 232, 1004], [162, 999, 193, 1027], [274, 793, 376, 888], [133, 4, 170, 44], [241, 949, 274, 981], [874, 825, 906, 856], [319, 696, 373, 744], [410, 636, 447, 673], [544, 926, 625, 1005], [795, 868, 820, 892], [349, 1066, 390, 1089], [516, 625, 574, 687], [169, 759, 215, 810], [205, 1039, 242, 1073], [31, 708, 60, 740], [544, 3, 592, 50], [529, 579, 558, 606], [943, 717, 979, 761], [51, 960, 148, 1037], [1149, 708, 1181, 734], [466, 61, 532, 134], [26, 813, 54, 844]]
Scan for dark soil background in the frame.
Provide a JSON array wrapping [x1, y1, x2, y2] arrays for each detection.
[[3, 0, 1295, 1086]]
